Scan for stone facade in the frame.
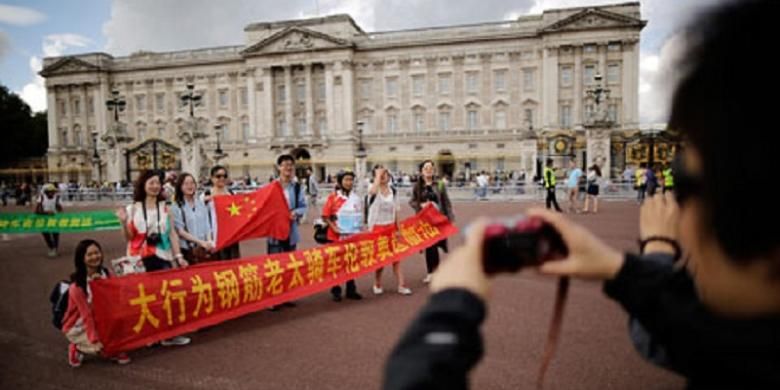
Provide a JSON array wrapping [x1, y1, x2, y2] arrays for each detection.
[[40, 2, 645, 184]]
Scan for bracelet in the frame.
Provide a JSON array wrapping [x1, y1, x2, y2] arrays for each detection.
[[174, 253, 184, 259], [638, 236, 681, 261]]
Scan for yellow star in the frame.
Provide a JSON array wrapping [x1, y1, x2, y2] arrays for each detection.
[[244, 196, 250, 203], [227, 202, 242, 217]]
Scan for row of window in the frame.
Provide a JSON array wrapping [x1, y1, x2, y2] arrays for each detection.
[[275, 82, 326, 104], [559, 63, 621, 87], [276, 116, 327, 137], [58, 89, 251, 117], [57, 121, 255, 147], [357, 107, 535, 134]]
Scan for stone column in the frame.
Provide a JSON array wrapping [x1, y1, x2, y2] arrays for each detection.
[[304, 63, 314, 137], [246, 67, 257, 138], [284, 66, 293, 138], [573, 46, 582, 127], [46, 87, 59, 149], [324, 63, 335, 137], [262, 66, 274, 138], [542, 46, 558, 130], [342, 60, 355, 137]]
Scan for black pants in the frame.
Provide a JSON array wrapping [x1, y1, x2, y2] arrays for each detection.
[[42, 232, 59, 249], [637, 185, 647, 202], [545, 187, 562, 211], [331, 280, 357, 297], [142, 255, 173, 272], [267, 240, 296, 254], [425, 246, 440, 273]]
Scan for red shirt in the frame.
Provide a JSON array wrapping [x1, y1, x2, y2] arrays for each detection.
[[322, 191, 347, 242]]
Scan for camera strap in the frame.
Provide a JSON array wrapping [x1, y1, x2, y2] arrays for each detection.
[[536, 276, 569, 389], [141, 201, 161, 234]]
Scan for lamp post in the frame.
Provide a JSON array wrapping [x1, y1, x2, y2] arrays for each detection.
[[213, 124, 228, 163], [585, 74, 612, 125], [90, 131, 102, 184], [178, 83, 207, 142], [102, 90, 134, 183]]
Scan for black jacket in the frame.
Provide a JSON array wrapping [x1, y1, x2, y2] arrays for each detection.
[[384, 255, 780, 390]]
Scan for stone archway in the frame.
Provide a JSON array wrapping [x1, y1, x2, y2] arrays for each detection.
[[290, 147, 312, 179], [436, 150, 455, 180]]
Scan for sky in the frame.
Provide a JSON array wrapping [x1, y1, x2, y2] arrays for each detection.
[[0, 0, 723, 123]]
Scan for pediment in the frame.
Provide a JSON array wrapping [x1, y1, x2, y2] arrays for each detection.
[[40, 57, 101, 77], [542, 9, 645, 33], [242, 26, 353, 56]]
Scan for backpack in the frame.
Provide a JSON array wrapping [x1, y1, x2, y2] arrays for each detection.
[[49, 280, 71, 330]]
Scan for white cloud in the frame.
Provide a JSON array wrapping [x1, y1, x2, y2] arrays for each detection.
[[43, 34, 93, 57], [16, 33, 95, 112], [638, 32, 688, 124], [0, 4, 46, 26], [18, 56, 46, 112]]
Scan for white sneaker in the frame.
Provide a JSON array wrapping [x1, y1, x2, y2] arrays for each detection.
[[397, 287, 412, 295], [372, 285, 383, 295], [161, 336, 191, 347], [423, 274, 432, 284]]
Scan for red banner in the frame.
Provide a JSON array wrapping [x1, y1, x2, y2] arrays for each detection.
[[91, 206, 457, 355], [212, 182, 291, 250]]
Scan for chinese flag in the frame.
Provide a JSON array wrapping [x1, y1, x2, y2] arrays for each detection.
[[213, 181, 290, 250]]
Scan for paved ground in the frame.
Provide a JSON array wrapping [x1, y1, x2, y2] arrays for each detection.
[[0, 200, 684, 389]]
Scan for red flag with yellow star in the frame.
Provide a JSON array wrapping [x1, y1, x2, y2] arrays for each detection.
[[212, 181, 290, 250]]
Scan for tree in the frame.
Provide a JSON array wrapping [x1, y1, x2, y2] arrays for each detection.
[[0, 84, 48, 167]]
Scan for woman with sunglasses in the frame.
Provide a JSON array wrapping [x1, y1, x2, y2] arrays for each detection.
[[206, 165, 241, 260]]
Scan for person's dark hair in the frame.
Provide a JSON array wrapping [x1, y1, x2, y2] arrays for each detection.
[[276, 154, 295, 166], [371, 164, 385, 178], [414, 160, 437, 198], [70, 239, 103, 291], [590, 165, 602, 177], [210, 165, 227, 177], [133, 170, 165, 202], [668, 0, 778, 263], [174, 172, 196, 206], [546, 158, 553, 166], [336, 170, 355, 193]]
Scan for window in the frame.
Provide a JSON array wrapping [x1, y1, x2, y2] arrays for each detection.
[[412, 75, 424, 97], [219, 90, 228, 108], [157, 123, 166, 138], [240, 88, 248, 107], [73, 99, 80, 115], [360, 79, 371, 100], [494, 70, 507, 92], [468, 144, 477, 150], [524, 109, 534, 127], [59, 100, 67, 116], [608, 63, 621, 84], [608, 104, 618, 122], [386, 111, 398, 133], [317, 116, 327, 134], [277, 85, 286, 103], [278, 118, 288, 137], [438, 111, 450, 131], [386, 77, 398, 98], [608, 43, 621, 52], [221, 123, 230, 141], [73, 127, 82, 146], [135, 95, 146, 112], [523, 69, 535, 92], [497, 158, 505, 171], [87, 97, 94, 115], [438, 74, 451, 95], [560, 66, 573, 87], [61, 128, 68, 146], [560, 105, 572, 128], [584, 65, 596, 85], [360, 114, 373, 133], [466, 72, 478, 93], [585, 104, 594, 121], [176, 92, 184, 112], [584, 44, 596, 54], [413, 111, 424, 132], [317, 82, 325, 101], [156, 93, 165, 112], [137, 124, 146, 140], [242, 122, 250, 141], [296, 83, 305, 103], [297, 117, 307, 135], [495, 110, 507, 129], [467, 109, 479, 129]]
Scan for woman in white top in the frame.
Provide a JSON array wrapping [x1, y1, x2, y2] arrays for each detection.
[[367, 166, 412, 296], [35, 183, 63, 257]]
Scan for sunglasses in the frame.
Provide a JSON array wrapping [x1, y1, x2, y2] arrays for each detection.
[[671, 153, 701, 205], [213, 174, 228, 179]]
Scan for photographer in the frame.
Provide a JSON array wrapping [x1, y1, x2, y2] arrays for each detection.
[[384, 1, 780, 388]]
